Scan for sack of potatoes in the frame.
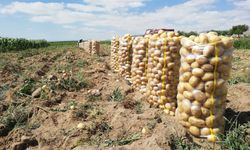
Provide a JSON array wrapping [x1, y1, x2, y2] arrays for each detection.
[[176, 32, 233, 142], [83, 40, 92, 54], [110, 36, 120, 72], [146, 30, 181, 116], [91, 40, 100, 55], [118, 34, 133, 81], [131, 36, 149, 93]]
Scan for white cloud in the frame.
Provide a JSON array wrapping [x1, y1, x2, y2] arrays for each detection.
[[0, 0, 250, 40], [233, 0, 250, 10], [0, 2, 64, 15]]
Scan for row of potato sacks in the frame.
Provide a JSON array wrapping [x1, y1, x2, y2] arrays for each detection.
[[79, 40, 100, 55], [146, 31, 181, 116], [176, 32, 233, 142], [110, 36, 120, 72], [118, 34, 134, 81]]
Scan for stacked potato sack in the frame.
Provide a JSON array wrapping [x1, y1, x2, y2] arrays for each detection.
[[118, 34, 133, 81], [110, 36, 120, 72], [79, 42, 84, 49], [131, 36, 149, 93], [83, 41, 92, 53], [176, 32, 233, 142], [146, 30, 181, 115], [91, 40, 100, 55]]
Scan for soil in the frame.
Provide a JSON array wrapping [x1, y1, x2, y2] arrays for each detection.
[[0, 46, 249, 150]]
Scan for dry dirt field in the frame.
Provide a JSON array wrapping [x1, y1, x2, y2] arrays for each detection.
[[0, 44, 249, 150]]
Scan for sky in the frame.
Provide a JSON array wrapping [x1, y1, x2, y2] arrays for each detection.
[[0, 0, 249, 41]]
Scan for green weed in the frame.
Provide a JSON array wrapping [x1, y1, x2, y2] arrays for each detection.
[[169, 134, 201, 150], [109, 88, 124, 102], [104, 133, 141, 147]]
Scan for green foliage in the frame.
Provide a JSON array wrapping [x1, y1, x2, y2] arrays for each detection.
[[17, 78, 35, 96], [234, 38, 250, 50], [229, 24, 249, 35], [169, 135, 201, 150], [228, 75, 250, 85], [0, 105, 31, 135], [218, 121, 250, 150], [104, 133, 141, 147], [178, 31, 198, 37], [0, 37, 49, 52], [109, 88, 124, 102], [75, 103, 93, 119], [49, 41, 77, 47], [100, 40, 111, 45], [87, 95, 102, 102]]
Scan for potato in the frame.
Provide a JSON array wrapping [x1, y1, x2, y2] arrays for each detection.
[[192, 68, 204, 77], [207, 135, 217, 142], [182, 99, 192, 114], [180, 112, 189, 121], [189, 116, 205, 128], [189, 126, 200, 137], [205, 81, 214, 92], [201, 64, 214, 72], [193, 90, 206, 102], [202, 73, 214, 81], [201, 107, 210, 117], [181, 72, 192, 81], [191, 105, 202, 117], [210, 57, 222, 65], [196, 56, 208, 65], [201, 127, 210, 136], [203, 45, 214, 57], [180, 121, 191, 128], [183, 91, 194, 100], [196, 82, 205, 91], [189, 76, 200, 87]]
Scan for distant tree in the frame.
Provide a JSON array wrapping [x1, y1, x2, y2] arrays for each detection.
[[229, 24, 249, 35], [178, 31, 198, 37]]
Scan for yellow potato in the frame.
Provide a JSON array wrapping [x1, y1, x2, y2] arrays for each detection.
[[180, 121, 191, 128], [191, 62, 200, 68], [183, 91, 194, 100], [205, 81, 214, 92], [196, 56, 208, 65], [201, 107, 210, 117], [201, 64, 214, 72], [196, 82, 205, 91], [199, 34, 209, 44], [203, 45, 214, 57], [182, 99, 192, 114], [183, 85, 193, 93], [189, 116, 205, 128], [191, 105, 202, 117], [193, 90, 207, 102], [192, 68, 204, 77], [189, 76, 200, 87], [180, 112, 189, 121], [210, 57, 222, 65], [202, 72, 214, 81], [189, 126, 200, 137], [201, 127, 210, 136]]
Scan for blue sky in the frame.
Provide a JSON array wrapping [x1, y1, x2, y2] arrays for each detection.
[[0, 0, 249, 41]]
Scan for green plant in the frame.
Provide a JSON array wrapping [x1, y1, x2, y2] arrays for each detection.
[[135, 101, 143, 114], [228, 75, 250, 85], [75, 103, 93, 119], [50, 107, 67, 112], [87, 95, 101, 102], [218, 120, 249, 150], [0, 105, 31, 135], [109, 88, 124, 102], [0, 37, 48, 52], [76, 59, 88, 68], [234, 38, 250, 50], [169, 134, 201, 150], [104, 133, 141, 147], [17, 78, 35, 96]]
